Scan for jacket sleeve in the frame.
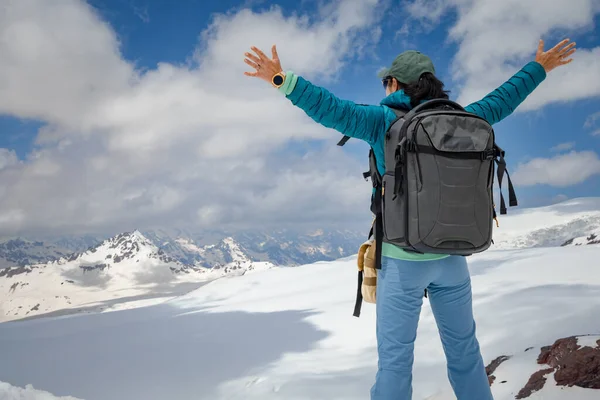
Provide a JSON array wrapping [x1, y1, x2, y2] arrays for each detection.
[[284, 73, 388, 145], [464, 61, 547, 125]]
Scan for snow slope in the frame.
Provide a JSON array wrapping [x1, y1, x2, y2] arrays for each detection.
[[0, 231, 274, 322], [490, 197, 600, 249], [0, 244, 599, 400]]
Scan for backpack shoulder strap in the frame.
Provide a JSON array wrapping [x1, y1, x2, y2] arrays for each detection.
[[389, 107, 407, 120]]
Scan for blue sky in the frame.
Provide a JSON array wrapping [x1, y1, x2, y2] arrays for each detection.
[[0, 0, 599, 236]]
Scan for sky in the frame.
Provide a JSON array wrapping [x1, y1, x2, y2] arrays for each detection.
[[0, 0, 599, 238]]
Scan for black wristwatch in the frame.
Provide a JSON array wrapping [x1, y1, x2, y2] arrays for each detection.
[[272, 72, 285, 88]]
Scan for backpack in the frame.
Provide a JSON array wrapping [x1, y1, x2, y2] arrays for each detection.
[[339, 99, 517, 317]]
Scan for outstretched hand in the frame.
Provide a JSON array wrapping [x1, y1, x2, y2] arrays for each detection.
[[244, 45, 283, 83], [535, 38, 576, 73]]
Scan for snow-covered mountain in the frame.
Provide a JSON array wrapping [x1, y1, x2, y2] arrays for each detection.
[[0, 229, 364, 270], [0, 231, 274, 322], [142, 228, 365, 267]]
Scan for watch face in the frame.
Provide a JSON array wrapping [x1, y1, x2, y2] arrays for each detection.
[[273, 74, 284, 86]]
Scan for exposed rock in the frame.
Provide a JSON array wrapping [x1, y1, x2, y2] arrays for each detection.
[[0, 265, 34, 278], [553, 341, 600, 388], [517, 335, 600, 397], [561, 238, 575, 246], [537, 345, 552, 364], [538, 336, 580, 368], [80, 264, 109, 273], [486, 355, 511, 386], [516, 368, 554, 399]]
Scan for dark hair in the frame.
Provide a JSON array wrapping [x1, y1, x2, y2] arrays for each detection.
[[397, 73, 450, 108]]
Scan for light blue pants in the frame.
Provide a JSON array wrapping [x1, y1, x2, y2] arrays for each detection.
[[370, 255, 493, 400]]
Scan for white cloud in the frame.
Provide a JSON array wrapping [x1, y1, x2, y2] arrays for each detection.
[[0, 149, 19, 171], [404, 0, 600, 111], [403, 0, 449, 28], [585, 111, 600, 136], [0, 0, 134, 127], [550, 142, 575, 152], [512, 150, 600, 187], [585, 111, 600, 128], [132, 5, 150, 23], [0, 380, 82, 400], [0, 0, 383, 236]]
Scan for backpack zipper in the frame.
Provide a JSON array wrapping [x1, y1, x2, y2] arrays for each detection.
[[414, 146, 423, 191], [406, 118, 424, 191]]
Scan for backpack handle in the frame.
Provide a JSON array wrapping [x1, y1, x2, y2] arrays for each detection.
[[403, 98, 465, 122]]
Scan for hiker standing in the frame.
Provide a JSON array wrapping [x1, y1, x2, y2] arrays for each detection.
[[243, 39, 576, 399]]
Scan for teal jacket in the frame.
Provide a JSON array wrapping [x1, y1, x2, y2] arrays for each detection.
[[280, 61, 547, 260]]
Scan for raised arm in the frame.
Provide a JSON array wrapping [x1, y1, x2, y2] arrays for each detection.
[[284, 73, 387, 145], [244, 45, 387, 145], [465, 38, 576, 125]]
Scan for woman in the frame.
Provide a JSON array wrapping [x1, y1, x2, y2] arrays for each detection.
[[243, 38, 576, 400]]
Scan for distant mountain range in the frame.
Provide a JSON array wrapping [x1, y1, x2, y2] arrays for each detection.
[[0, 228, 366, 270]]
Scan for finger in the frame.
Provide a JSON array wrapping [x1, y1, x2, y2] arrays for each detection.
[[536, 39, 544, 57], [559, 42, 576, 55], [252, 46, 269, 61], [244, 71, 259, 77], [244, 58, 259, 69], [559, 58, 574, 65], [272, 44, 279, 61], [245, 52, 261, 64], [549, 38, 570, 53], [561, 48, 577, 58]]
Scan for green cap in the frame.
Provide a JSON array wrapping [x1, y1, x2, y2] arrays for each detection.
[[377, 50, 436, 84]]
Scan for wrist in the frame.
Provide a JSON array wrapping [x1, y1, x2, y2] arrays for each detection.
[[528, 61, 547, 81], [277, 70, 298, 96]]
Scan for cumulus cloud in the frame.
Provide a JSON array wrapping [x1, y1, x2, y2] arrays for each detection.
[[404, 0, 600, 111], [0, 380, 82, 400], [512, 150, 600, 187], [0, 0, 383, 236]]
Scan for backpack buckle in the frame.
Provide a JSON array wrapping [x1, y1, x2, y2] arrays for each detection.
[[481, 149, 495, 160], [406, 140, 417, 153]]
